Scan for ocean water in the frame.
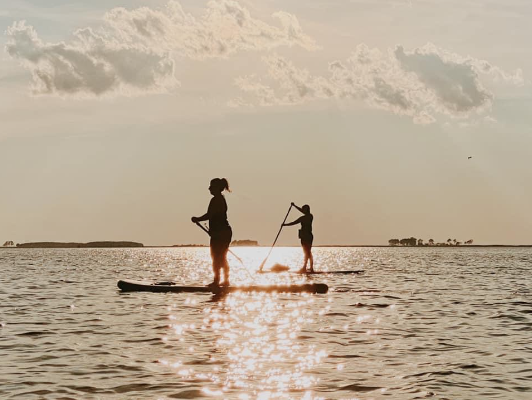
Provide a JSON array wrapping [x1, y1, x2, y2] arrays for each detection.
[[0, 247, 530, 400]]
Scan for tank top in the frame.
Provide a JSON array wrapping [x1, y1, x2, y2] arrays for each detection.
[[300, 214, 313, 234], [208, 195, 230, 233]]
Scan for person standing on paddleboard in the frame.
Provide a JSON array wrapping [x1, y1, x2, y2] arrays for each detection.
[[283, 202, 314, 273], [191, 178, 232, 287]]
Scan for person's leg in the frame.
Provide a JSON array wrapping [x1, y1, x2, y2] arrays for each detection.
[[222, 235, 231, 286], [308, 245, 314, 272], [300, 242, 310, 272], [221, 245, 229, 286], [303, 248, 309, 269], [220, 229, 232, 285], [305, 244, 312, 267], [210, 241, 221, 286]]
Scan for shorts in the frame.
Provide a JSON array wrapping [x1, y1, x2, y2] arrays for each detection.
[[210, 227, 232, 257], [299, 230, 313, 246]]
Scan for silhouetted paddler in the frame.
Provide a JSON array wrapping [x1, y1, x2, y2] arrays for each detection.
[[283, 202, 314, 273], [192, 178, 232, 287]]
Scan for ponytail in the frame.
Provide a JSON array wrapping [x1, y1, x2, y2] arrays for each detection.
[[220, 178, 231, 192], [210, 178, 231, 193]]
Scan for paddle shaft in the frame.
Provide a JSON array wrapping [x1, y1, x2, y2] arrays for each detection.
[[195, 222, 210, 236], [259, 204, 292, 271], [194, 222, 244, 265]]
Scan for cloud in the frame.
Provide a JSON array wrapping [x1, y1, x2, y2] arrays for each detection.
[[233, 44, 524, 124], [103, 1, 317, 59], [5, 21, 177, 97], [394, 45, 492, 115], [5, 0, 317, 97]]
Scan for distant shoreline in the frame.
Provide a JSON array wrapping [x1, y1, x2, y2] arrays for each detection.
[[2, 244, 532, 249], [4, 241, 144, 249]]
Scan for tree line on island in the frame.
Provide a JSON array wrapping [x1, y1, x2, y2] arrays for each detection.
[[3, 238, 476, 248], [3, 240, 259, 248], [388, 238, 474, 246], [2, 241, 143, 248], [231, 240, 259, 246]]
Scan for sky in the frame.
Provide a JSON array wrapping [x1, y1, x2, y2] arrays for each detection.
[[1, 0, 531, 246]]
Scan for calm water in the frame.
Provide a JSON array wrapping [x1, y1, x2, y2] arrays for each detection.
[[1, 247, 531, 399]]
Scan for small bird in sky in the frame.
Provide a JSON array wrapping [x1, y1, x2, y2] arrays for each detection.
[[468, 156, 473, 159]]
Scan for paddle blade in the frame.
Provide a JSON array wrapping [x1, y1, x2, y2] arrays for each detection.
[[270, 263, 290, 273]]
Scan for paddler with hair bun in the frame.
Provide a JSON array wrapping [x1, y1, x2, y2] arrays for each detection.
[[283, 202, 314, 273], [191, 178, 232, 287]]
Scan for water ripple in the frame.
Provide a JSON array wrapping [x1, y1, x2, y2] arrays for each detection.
[[1, 247, 531, 399]]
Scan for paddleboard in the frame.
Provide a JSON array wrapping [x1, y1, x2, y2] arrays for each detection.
[[258, 270, 364, 275], [117, 279, 328, 294], [297, 270, 365, 275]]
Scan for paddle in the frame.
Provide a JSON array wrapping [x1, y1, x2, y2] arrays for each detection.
[[194, 222, 247, 269], [258, 204, 292, 272]]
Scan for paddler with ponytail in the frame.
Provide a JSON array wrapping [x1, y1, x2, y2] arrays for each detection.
[[191, 178, 232, 287], [283, 202, 314, 273]]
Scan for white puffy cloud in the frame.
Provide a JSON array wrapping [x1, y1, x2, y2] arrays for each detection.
[[5, 21, 177, 97], [5, 0, 317, 97], [103, 1, 317, 59], [233, 44, 524, 124], [394, 45, 493, 115]]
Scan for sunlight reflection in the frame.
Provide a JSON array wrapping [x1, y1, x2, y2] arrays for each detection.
[[161, 289, 329, 398], [154, 247, 333, 398], [202, 388, 224, 396], [356, 314, 372, 324]]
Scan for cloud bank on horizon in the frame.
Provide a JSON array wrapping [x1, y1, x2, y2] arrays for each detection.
[[232, 44, 524, 124], [5, 0, 316, 97], [4, 0, 524, 124]]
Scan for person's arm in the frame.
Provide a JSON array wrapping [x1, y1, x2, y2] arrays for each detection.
[[191, 198, 215, 223], [191, 213, 209, 223], [291, 202, 304, 214], [283, 216, 303, 227]]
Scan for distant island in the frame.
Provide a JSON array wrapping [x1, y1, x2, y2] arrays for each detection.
[[3, 240, 531, 249], [14, 241, 144, 248], [231, 240, 259, 246], [388, 237, 473, 246]]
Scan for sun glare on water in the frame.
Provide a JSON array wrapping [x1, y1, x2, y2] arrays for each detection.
[[157, 248, 330, 398]]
